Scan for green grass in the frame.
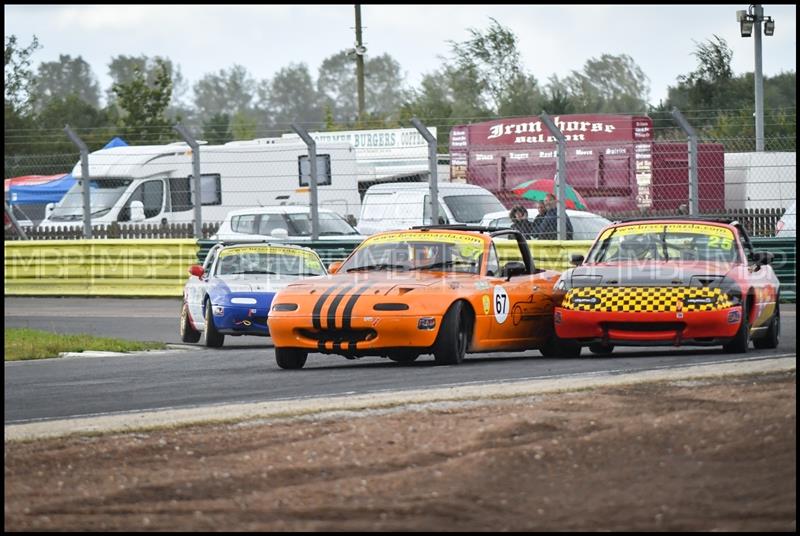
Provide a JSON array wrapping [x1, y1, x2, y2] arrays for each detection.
[[4, 328, 166, 361]]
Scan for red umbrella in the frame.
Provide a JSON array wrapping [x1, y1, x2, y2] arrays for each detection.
[[512, 178, 587, 210]]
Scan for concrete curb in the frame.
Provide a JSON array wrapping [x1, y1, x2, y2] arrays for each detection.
[[5, 356, 795, 442]]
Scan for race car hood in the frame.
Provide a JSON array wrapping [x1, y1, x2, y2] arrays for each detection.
[[280, 271, 476, 297], [569, 260, 736, 287], [215, 273, 302, 293]]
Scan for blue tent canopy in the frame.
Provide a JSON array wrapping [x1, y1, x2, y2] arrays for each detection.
[[9, 174, 75, 205], [7, 137, 129, 205]]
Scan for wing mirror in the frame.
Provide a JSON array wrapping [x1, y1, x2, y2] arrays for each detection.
[[328, 261, 343, 274], [570, 254, 585, 266], [502, 261, 527, 280], [188, 264, 205, 277], [129, 200, 146, 222], [750, 251, 774, 265]]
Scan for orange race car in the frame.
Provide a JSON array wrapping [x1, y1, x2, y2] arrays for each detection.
[[267, 226, 563, 369], [553, 218, 781, 355]]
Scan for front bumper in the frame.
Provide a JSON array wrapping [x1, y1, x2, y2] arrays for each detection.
[[268, 314, 442, 355], [215, 305, 270, 336], [554, 306, 742, 346]]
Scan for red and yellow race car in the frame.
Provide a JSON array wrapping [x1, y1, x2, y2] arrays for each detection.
[[267, 226, 563, 369], [553, 218, 781, 355]]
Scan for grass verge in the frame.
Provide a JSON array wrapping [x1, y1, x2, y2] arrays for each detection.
[[5, 328, 166, 361]]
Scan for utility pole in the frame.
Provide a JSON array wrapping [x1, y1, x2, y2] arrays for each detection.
[[354, 4, 366, 121]]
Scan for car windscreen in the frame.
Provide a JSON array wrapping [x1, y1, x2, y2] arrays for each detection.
[[215, 246, 326, 276], [587, 223, 740, 263], [49, 179, 132, 221], [443, 194, 505, 224], [341, 231, 485, 274]]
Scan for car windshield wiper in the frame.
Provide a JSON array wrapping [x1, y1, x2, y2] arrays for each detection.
[[284, 271, 323, 276], [227, 270, 278, 274], [346, 263, 407, 272]]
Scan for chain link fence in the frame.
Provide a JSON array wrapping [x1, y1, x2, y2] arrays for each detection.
[[4, 112, 796, 241]]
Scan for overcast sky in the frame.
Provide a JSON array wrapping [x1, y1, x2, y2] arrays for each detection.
[[5, 4, 797, 109]]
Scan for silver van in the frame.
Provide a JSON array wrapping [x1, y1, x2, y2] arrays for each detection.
[[356, 182, 505, 235]]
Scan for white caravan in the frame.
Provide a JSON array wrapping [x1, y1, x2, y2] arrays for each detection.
[[37, 139, 361, 230]]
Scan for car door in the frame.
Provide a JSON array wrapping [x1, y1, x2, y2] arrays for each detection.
[[738, 226, 778, 329], [486, 234, 553, 347]]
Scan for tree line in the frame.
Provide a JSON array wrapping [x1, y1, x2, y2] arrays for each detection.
[[4, 18, 796, 174]]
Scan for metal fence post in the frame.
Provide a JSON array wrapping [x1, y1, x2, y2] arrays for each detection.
[[64, 125, 92, 239], [411, 117, 439, 226], [4, 200, 28, 240], [291, 123, 320, 241], [671, 108, 699, 216], [174, 124, 203, 239], [540, 113, 567, 240]]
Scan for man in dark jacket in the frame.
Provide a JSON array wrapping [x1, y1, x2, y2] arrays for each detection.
[[531, 194, 573, 240]]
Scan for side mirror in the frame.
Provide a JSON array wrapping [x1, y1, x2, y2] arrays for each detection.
[[328, 261, 343, 274], [750, 251, 773, 265], [45, 202, 55, 216], [270, 228, 289, 240], [502, 261, 527, 280], [188, 264, 205, 277], [129, 200, 146, 222], [570, 254, 585, 266]]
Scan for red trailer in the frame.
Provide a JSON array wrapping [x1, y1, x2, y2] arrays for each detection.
[[650, 142, 725, 212], [449, 114, 654, 213]]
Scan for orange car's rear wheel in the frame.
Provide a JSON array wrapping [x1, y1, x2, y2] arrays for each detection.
[[433, 302, 471, 366]]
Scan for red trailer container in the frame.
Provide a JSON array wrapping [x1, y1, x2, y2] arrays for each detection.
[[650, 142, 725, 212], [449, 114, 654, 213]]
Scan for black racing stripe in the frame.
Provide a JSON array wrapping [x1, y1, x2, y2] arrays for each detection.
[[318, 340, 326, 352], [342, 284, 374, 331], [332, 341, 343, 352], [347, 341, 358, 352], [326, 285, 355, 330], [312, 284, 344, 330]]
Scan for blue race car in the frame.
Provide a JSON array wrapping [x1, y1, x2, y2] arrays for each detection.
[[180, 242, 327, 347]]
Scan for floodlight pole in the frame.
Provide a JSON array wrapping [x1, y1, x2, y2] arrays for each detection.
[[753, 4, 765, 152]]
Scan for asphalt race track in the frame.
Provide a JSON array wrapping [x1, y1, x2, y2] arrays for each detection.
[[4, 297, 796, 424]]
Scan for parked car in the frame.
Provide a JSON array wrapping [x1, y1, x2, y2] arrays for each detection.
[[212, 206, 366, 242], [775, 201, 796, 237], [356, 182, 506, 235], [181, 242, 327, 347], [479, 209, 612, 240], [553, 218, 780, 355], [267, 225, 563, 369]]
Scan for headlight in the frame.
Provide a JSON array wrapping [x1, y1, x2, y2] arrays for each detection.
[[719, 276, 742, 306]]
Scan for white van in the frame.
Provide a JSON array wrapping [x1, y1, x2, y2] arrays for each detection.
[[356, 182, 506, 235], [38, 139, 361, 230]]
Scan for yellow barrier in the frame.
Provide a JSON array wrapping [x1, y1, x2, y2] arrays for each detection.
[[4, 240, 199, 297], [495, 239, 594, 271], [4, 239, 593, 297]]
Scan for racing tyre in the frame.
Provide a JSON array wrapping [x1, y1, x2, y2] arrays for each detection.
[[275, 348, 308, 369], [540, 335, 582, 358], [433, 302, 471, 366], [723, 302, 750, 354], [753, 304, 780, 349], [388, 351, 420, 363], [588, 343, 615, 355], [204, 301, 225, 348], [180, 302, 201, 343]]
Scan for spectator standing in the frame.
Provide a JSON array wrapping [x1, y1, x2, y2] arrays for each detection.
[[509, 205, 536, 238], [532, 194, 573, 240]]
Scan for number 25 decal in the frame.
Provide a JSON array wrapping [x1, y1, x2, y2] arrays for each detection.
[[493, 286, 509, 324]]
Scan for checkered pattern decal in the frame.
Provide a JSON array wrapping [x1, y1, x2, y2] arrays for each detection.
[[561, 287, 733, 312]]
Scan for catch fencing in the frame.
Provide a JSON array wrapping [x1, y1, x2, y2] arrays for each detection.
[[4, 111, 796, 241]]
